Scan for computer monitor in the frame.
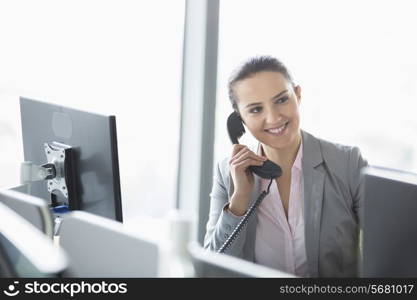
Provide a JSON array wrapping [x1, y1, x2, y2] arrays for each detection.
[[0, 202, 68, 277], [20, 97, 123, 222], [362, 166, 417, 277], [59, 211, 159, 277], [0, 189, 54, 238], [188, 243, 295, 278]]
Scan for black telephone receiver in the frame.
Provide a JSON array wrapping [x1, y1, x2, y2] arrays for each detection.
[[227, 112, 282, 179], [218, 112, 282, 254]]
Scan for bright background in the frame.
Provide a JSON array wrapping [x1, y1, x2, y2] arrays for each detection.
[[214, 0, 417, 175], [1, 0, 417, 222], [0, 0, 185, 220]]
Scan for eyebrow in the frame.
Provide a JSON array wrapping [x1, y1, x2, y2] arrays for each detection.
[[244, 90, 289, 109]]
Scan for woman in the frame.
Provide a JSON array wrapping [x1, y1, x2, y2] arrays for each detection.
[[204, 56, 368, 277]]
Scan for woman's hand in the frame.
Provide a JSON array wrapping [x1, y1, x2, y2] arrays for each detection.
[[228, 145, 267, 216]]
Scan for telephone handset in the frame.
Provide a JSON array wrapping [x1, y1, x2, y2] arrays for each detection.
[[227, 112, 282, 179], [218, 112, 282, 254]]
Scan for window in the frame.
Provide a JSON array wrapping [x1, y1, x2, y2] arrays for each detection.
[[0, 0, 185, 219]]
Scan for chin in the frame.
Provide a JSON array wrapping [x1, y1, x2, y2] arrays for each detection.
[[268, 139, 293, 150], [258, 131, 299, 150]]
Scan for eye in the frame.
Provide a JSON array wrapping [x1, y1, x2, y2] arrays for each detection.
[[249, 106, 262, 114], [275, 96, 289, 104]]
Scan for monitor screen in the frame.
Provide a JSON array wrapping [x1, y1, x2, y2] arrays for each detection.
[[362, 166, 417, 277], [20, 97, 123, 222]]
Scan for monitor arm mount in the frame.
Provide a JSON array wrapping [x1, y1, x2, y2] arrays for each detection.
[[20, 142, 77, 209]]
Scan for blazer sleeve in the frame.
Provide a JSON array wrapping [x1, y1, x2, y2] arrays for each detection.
[[348, 146, 369, 227], [203, 160, 248, 257]]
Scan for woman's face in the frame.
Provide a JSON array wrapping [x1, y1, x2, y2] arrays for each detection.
[[233, 71, 301, 150]]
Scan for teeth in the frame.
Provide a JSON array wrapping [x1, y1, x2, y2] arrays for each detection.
[[267, 123, 287, 134]]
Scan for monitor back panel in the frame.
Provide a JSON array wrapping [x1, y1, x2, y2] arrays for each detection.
[[363, 170, 417, 277], [20, 97, 122, 222], [59, 212, 158, 277], [0, 189, 53, 237]]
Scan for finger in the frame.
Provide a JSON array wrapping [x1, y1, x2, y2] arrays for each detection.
[[233, 152, 264, 165], [232, 158, 264, 172], [238, 150, 266, 163], [232, 160, 263, 175], [229, 145, 248, 164], [233, 149, 266, 164], [231, 147, 250, 162], [231, 144, 247, 157]]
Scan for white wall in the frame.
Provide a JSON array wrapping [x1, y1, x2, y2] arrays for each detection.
[[0, 0, 185, 220]]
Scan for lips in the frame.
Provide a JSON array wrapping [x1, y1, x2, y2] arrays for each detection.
[[265, 122, 289, 134]]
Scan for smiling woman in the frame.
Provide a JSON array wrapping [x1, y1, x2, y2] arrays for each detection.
[[204, 56, 368, 278]]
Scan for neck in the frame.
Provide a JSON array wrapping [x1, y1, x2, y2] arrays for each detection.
[[262, 131, 302, 172]]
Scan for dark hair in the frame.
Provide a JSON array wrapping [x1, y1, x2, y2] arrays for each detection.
[[228, 56, 295, 111]]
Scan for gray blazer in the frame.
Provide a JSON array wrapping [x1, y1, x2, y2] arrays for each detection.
[[204, 130, 368, 277]]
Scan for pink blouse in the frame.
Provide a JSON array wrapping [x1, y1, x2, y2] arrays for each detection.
[[254, 142, 309, 277]]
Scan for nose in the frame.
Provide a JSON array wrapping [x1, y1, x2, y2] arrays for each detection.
[[265, 107, 283, 125]]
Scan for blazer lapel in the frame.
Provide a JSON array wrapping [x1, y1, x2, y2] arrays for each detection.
[[301, 130, 325, 277]]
